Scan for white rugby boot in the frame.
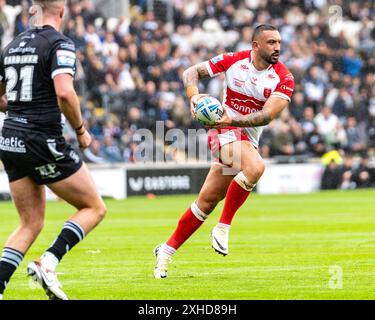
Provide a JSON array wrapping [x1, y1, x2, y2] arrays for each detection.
[[211, 224, 230, 256], [27, 260, 68, 300], [153, 244, 173, 279]]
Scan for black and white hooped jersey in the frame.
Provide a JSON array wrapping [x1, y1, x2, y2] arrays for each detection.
[[0, 25, 76, 134]]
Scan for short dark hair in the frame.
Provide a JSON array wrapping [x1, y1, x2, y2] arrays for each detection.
[[252, 24, 278, 41]]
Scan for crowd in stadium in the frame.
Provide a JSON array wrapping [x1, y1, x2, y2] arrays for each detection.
[[0, 0, 374, 188]]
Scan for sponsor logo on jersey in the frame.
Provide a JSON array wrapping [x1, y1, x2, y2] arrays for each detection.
[[210, 54, 224, 65], [263, 88, 272, 98], [19, 41, 26, 47], [280, 85, 294, 92], [230, 97, 264, 114], [240, 64, 249, 71], [56, 50, 76, 67], [59, 42, 75, 51], [233, 78, 245, 88], [231, 97, 263, 107], [21, 34, 35, 40], [0, 136, 26, 153], [267, 74, 275, 79], [9, 47, 36, 54]]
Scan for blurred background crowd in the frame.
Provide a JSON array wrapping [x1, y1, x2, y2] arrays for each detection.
[[0, 0, 374, 189]]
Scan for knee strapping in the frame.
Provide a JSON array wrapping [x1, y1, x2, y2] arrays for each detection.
[[234, 172, 256, 192], [191, 202, 208, 222]]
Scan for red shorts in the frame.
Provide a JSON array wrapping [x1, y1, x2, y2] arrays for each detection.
[[207, 126, 250, 164]]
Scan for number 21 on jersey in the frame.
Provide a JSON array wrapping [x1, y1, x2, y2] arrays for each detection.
[[5, 66, 34, 102]]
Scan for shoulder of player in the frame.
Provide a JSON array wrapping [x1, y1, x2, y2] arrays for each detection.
[[211, 50, 250, 66], [227, 50, 251, 61], [1, 41, 13, 56], [54, 36, 76, 52], [1, 32, 24, 54], [40, 28, 75, 51], [272, 61, 294, 81]]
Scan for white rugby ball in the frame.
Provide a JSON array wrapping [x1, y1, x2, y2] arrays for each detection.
[[195, 96, 224, 125]]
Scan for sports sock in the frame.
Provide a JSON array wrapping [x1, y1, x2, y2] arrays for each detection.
[[219, 172, 255, 225], [40, 252, 59, 272], [217, 222, 231, 230], [166, 202, 208, 250], [0, 247, 24, 294], [46, 220, 85, 264], [159, 244, 176, 257]]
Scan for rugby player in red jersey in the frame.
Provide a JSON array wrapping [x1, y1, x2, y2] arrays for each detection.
[[154, 24, 295, 278]]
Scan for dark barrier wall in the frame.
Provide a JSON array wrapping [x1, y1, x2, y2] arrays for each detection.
[[126, 167, 210, 196]]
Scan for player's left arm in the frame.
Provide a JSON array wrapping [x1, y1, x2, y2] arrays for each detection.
[[215, 69, 295, 128], [220, 96, 289, 128], [50, 39, 91, 149], [0, 82, 7, 113], [54, 74, 92, 150]]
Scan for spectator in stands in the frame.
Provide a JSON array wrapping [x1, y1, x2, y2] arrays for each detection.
[[315, 106, 347, 148], [271, 122, 295, 156], [83, 139, 109, 164], [13, 0, 28, 37], [0, 0, 9, 47], [100, 135, 123, 163], [332, 88, 353, 122], [345, 116, 367, 154], [303, 66, 326, 110], [335, 155, 356, 189], [352, 154, 375, 188], [368, 117, 375, 149], [342, 48, 363, 77], [321, 160, 342, 190]]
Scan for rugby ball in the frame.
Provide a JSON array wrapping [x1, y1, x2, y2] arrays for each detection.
[[195, 96, 224, 125]]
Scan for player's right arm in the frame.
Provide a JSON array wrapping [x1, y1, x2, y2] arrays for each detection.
[[183, 52, 241, 118], [0, 82, 7, 113], [182, 62, 211, 118], [0, 51, 7, 113]]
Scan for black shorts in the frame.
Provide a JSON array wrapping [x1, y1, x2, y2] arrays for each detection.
[[0, 128, 83, 185]]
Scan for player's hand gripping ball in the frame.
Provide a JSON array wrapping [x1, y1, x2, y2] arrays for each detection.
[[195, 96, 224, 126]]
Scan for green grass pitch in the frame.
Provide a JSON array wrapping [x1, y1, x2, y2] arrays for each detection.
[[0, 189, 374, 300]]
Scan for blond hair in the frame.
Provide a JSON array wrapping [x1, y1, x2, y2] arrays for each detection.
[[32, 0, 65, 14]]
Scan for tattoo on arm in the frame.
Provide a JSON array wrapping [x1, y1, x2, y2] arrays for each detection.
[[231, 109, 272, 128], [196, 63, 210, 79], [182, 62, 211, 88]]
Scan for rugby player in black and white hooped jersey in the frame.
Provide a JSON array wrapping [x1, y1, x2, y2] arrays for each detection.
[[0, 0, 106, 300]]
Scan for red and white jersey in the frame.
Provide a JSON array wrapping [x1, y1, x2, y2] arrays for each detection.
[[206, 50, 295, 147]]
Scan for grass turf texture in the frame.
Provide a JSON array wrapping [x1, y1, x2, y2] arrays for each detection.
[[0, 189, 374, 300]]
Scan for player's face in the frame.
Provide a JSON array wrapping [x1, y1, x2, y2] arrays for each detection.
[[254, 30, 282, 65]]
